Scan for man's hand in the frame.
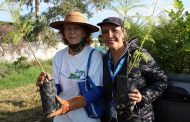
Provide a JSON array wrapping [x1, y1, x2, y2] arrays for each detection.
[[47, 96, 86, 118], [36, 72, 51, 90]]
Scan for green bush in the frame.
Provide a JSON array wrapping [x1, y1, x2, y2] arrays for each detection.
[[148, 0, 190, 73], [0, 61, 15, 78], [13, 56, 31, 73]]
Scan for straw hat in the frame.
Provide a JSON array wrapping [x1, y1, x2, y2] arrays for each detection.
[[50, 11, 99, 33]]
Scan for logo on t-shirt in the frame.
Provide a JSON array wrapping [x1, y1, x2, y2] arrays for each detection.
[[68, 69, 85, 80]]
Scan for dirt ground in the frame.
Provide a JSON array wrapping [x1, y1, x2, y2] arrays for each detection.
[[0, 84, 52, 122]]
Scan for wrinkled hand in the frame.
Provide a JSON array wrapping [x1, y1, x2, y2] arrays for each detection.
[[47, 95, 86, 118], [128, 89, 142, 105], [47, 96, 70, 118], [36, 72, 51, 90]]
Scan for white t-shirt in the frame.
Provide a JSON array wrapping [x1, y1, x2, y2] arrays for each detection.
[[52, 45, 103, 122]]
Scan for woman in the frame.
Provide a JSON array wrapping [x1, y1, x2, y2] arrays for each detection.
[[36, 11, 103, 122], [97, 17, 168, 122]]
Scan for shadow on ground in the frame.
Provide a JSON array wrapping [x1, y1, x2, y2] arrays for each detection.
[[0, 106, 53, 122]]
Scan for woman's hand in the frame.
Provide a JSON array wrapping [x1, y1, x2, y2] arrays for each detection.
[[128, 89, 142, 104], [47, 96, 86, 118], [47, 96, 70, 118], [36, 72, 51, 90]]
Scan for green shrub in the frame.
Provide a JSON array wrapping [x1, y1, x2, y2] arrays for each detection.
[[148, 0, 190, 73], [0, 61, 15, 78], [13, 56, 31, 73]]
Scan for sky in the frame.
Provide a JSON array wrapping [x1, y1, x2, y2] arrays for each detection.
[[0, 0, 189, 25], [88, 0, 190, 25]]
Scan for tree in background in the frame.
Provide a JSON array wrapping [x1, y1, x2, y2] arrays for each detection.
[[150, 0, 190, 73], [106, 0, 190, 74], [1, 0, 189, 73], [46, 0, 108, 21], [105, 0, 157, 46], [2, 0, 109, 44]]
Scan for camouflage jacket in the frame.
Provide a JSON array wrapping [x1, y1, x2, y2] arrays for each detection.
[[102, 39, 168, 122]]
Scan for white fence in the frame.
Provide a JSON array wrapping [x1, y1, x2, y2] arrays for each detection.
[[0, 41, 66, 62]]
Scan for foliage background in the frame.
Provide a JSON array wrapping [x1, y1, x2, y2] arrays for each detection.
[[0, 0, 189, 121], [0, 0, 189, 74]]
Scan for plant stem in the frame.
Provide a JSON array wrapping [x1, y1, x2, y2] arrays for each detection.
[[28, 41, 45, 72]]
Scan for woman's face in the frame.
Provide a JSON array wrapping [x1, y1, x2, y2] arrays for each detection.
[[64, 23, 86, 44], [101, 24, 125, 50]]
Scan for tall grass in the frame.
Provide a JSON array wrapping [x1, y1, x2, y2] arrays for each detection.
[[0, 60, 52, 89]]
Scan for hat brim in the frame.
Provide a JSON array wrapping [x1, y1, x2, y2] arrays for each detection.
[[50, 21, 99, 33], [97, 22, 121, 27]]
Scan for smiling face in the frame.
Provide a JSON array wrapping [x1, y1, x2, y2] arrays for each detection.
[[64, 23, 86, 44], [101, 24, 125, 50]]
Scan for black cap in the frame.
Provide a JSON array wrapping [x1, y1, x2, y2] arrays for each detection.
[[97, 17, 124, 27]]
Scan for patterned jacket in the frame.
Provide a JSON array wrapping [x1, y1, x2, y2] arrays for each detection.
[[102, 39, 168, 122]]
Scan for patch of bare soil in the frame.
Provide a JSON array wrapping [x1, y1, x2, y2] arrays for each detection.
[[0, 84, 52, 122]]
